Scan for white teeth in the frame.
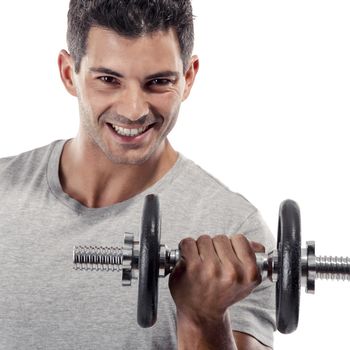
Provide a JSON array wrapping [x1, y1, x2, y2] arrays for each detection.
[[112, 124, 147, 137]]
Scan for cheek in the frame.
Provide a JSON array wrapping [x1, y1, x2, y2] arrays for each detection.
[[81, 88, 112, 121], [152, 93, 181, 118]]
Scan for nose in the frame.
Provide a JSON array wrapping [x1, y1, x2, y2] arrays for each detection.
[[115, 83, 149, 122]]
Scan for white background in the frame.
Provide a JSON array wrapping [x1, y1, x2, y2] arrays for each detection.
[[1, 1, 350, 348]]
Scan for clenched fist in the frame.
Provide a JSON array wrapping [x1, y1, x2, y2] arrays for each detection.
[[169, 234, 266, 349]]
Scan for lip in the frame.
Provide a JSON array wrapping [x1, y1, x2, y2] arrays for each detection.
[[109, 123, 149, 130], [106, 122, 155, 144]]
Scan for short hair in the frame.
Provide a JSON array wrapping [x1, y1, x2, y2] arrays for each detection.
[[67, 0, 195, 73]]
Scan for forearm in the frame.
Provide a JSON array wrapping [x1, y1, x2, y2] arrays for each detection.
[[177, 311, 237, 350]]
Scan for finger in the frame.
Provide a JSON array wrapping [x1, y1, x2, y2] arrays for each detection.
[[196, 235, 220, 262], [231, 234, 261, 284], [230, 234, 256, 265], [212, 234, 240, 265], [179, 237, 201, 262]]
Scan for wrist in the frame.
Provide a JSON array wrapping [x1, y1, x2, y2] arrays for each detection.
[[176, 310, 236, 350], [177, 309, 228, 329]]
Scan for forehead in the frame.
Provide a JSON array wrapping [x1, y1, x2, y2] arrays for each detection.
[[83, 26, 183, 73]]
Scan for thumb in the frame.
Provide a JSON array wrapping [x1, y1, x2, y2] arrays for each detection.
[[249, 241, 265, 253]]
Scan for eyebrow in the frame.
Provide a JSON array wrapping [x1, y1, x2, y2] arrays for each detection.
[[89, 67, 180, 80]]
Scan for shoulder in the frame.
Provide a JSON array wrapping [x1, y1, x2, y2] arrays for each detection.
[[169, 155, 275, 256], [174, 154, 256, 213], [0, 140, 63, 187], [163, 155, 260, 233]]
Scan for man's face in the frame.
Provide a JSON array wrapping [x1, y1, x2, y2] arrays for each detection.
[[69, 26, 197, 165]]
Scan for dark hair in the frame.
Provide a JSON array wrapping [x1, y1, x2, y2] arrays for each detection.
[[67, 0, 194, 73]]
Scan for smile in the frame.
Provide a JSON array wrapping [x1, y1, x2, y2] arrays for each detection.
[[112, 124, 148, 137]]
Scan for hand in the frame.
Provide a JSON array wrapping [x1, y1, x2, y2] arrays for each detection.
[[168, 234, 265, 324]]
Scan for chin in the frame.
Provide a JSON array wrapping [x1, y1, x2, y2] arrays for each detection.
[[97, 136, 165, 166], [105, 149, 156, 166]]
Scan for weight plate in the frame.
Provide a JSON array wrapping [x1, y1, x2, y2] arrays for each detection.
[[137, 194, 161, 328], [276, 199, 301, 334]]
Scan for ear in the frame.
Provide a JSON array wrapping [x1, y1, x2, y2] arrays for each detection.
[[58, 49, 77, 97], [182, 55, 199, 101]]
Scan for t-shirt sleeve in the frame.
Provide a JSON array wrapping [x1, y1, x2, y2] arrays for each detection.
[[228, 209, 276, 348]]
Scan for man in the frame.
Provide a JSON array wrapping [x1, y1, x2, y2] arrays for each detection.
[[0, 1, 275, 349]]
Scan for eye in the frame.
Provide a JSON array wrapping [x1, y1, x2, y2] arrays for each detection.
[[98, 76, 119, 85], [148, 78, 173, 86]]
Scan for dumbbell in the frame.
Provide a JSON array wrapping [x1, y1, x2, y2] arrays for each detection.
[[73, 194, 350, 334]]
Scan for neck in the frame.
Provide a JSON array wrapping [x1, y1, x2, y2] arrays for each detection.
[[59, 137, 178, 208]]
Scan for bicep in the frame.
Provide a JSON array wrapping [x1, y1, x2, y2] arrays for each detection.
[[233, 331, 272, 350]]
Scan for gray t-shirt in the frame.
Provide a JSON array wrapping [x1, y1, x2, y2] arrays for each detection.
[[0, 140, 276, 349]]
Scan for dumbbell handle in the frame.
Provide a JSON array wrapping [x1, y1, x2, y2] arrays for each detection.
[[73, 237, 350, 293]]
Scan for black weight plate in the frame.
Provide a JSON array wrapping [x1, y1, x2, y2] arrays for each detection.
[[276, 199, 301, 334], [137, 194, 161, 328]]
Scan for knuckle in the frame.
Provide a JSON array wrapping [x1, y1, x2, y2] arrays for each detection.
[[231, 233, 246, 245], [189, 261, 219, 280], [221, 262, 240, 283], [213, 234, 229, 244], [225, 268, 238, 284], [234, 233, 247, 241], [197, 234, 212, 243], [187, 260, 201, 274], [206, 263, 220, 278], [180, 237, 195, 248]]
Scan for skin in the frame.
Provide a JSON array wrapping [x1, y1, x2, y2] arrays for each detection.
[[170, 235, 272, 350], [58, 26, 271, 349], [58, 27, 197, 206]]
